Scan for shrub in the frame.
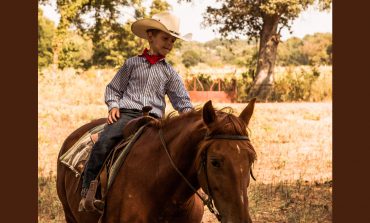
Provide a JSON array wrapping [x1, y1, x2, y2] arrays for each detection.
[[182, 50, 202, 68], [269, 66, 331, 102], [38, 8, 55, 69]]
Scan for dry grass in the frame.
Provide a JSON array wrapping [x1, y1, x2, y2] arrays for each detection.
[[38, 68, 332, 222]]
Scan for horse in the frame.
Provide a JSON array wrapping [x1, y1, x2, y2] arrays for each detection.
[[56, 99, 257, 223]]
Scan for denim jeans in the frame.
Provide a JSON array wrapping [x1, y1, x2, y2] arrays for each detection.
[[81, 109, 146, 191]]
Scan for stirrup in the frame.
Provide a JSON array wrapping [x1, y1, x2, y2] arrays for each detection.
[[93, 200, 105, 211], [78, 180, 104, 213], [78, 198, 104, 214]]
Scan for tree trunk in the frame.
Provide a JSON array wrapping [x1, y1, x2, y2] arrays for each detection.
[[247, 15, 280, 101]]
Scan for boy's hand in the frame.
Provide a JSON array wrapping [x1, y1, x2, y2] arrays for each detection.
[[108, 108, 120, 124]]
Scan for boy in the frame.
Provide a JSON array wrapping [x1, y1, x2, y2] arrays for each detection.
[[79, 11, 193, 211]]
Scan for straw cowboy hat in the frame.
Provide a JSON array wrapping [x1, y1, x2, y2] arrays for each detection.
[[131, 11, 192, 41]]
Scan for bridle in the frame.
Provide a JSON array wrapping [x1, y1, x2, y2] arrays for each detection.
[[158, 129, 253, 222]]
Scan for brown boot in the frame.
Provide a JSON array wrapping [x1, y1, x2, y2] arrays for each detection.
[[93, 199, 105, 211], [78, 197, 105, 213], [78, 180, 104, 213], [78, 197, 89, 212]]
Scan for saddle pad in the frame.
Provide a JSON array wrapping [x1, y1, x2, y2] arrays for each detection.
[[106, 125, 147, 191], [59, 123, 106, 177]]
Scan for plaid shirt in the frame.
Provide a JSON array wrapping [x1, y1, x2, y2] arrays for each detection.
[[105, 56, 193, 118]]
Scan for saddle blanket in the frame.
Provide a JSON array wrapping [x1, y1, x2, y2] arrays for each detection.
[[59, 123, 106, 177], [59, 122, 147, 188]]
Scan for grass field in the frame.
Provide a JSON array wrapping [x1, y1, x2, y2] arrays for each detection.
[[38, 68, 332, 222]]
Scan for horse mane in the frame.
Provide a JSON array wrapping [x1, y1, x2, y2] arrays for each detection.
[[206, 109, 257, 164], [150, 105, 238, 128], [145, 105, 257, 164], [147, 106, 203, 129]]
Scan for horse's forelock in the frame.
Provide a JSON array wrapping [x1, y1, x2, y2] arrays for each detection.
[[202, 109, 257, 164], [195, 134, 257, 171], [206, 112, 247, 136]]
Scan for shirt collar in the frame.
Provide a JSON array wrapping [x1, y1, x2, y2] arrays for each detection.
[[140, 48, 165, 65]]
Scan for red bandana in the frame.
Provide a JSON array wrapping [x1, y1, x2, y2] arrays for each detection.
[[140, 48, 165, 65]]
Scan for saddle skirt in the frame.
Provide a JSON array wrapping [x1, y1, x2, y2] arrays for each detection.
[[59, 116, 157, 184], [59, 123, 106, 177]]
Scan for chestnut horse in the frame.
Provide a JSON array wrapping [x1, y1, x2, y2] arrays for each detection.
[[57, 99, 257, 223]]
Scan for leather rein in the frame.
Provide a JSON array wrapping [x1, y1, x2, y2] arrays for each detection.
[[158, 129, 254, 222]]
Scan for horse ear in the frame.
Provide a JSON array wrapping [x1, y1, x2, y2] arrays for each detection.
[[239, 98, 256, 126], [203, 100, 216, 126]]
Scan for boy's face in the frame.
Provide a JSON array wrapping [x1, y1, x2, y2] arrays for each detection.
[[147, 30, 177, 56]]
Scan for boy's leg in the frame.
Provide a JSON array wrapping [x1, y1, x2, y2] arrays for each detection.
[[81, 110, 141, 196]]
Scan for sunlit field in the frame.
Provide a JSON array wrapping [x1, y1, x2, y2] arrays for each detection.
[[38, 68, 332, 222]]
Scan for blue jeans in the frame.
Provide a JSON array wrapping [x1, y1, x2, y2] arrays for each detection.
[[81, 109, 145, 192]]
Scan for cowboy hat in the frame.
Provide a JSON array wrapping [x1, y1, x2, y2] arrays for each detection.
[[131, 11, 192, 41]]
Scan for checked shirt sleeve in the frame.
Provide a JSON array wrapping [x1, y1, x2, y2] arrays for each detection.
[[105, 61, 131, 112], [165, 68, 193, 113]]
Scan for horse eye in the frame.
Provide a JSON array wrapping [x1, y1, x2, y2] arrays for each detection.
[[210, 159, 221, 168]]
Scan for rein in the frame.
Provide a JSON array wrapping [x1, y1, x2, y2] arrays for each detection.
[[158, 129, 252, 222]]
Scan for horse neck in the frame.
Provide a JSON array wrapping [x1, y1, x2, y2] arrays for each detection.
[[159, 113, 206, 202]]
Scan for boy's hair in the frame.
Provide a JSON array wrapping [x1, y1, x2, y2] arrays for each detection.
[[146, 29, 161, 36]]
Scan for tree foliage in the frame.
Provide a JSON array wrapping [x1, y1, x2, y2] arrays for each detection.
[[58, 33, 93, 69], [277, 33, 332, 66], [182, 50, 202, 68], [194, 0, 332, 40], [53, 0, 143, 67], [38, 0, 331, 72], [177, 34, 330, 68], [38, 8, 56, 68], [181, 0, 331, 100], [49, 0, 172, 68], [300, 32, 332, 65], [150, 0, 171, 16]]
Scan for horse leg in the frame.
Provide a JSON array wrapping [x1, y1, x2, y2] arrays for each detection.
[[57, 165, 78, 223]]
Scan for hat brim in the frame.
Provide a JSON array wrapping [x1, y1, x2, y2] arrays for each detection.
[[131, 18, 192, 41]]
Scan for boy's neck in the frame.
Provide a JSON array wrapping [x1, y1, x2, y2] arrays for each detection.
[[141, 48, 165, 65], [148, 48, 161, 56], [148, 49, 154, 55]]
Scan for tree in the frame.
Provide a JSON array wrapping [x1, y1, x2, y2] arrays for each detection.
[[39, 0, 146, 68], [54, 0, 147, 67], [40, 0, 172, 68], [182, 0, 331, 100], [300, 32, 332, 65], [277, 33, 332, 66], [58, 32, 93, 69], [277, 37, 305, 66], [38, 8, 56, 68], [150, 0, 171, 16], [182, 50, 202, 68]]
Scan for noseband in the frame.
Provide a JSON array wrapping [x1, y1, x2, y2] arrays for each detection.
[[158, 129, 253, 222]]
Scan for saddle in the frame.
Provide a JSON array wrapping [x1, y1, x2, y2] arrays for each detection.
[[60, 107, 160, 213], [59, 107, 160, 177]]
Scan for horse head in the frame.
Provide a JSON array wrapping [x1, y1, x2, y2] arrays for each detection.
[[196, 99, 257, 223]]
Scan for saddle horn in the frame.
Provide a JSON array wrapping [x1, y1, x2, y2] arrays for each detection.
[[142, 106, 153, 116]]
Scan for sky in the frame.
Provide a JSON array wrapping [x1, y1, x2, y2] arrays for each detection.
[[40, 0, 332, 42]]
